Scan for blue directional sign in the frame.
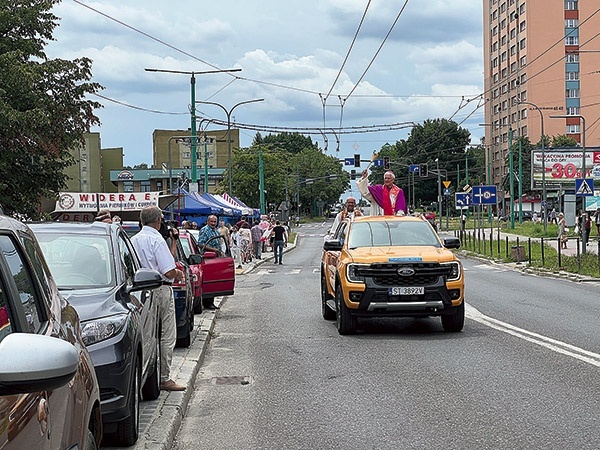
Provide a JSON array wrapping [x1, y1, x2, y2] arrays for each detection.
[[472, 185, 497, 205], [344, 157, 354, 166], [575, 178, 594, 196], [409, 164, 420, 173], [373, 159, 384, 167], [455, 192, 472, 209]]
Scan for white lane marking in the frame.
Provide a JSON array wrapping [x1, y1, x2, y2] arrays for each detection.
[[466, 303, 600, 367]]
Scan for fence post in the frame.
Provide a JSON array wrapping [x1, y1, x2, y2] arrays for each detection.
[[541, 237, 545, 267]]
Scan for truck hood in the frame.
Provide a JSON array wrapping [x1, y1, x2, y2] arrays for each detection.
[[346, 246, 456, 263]]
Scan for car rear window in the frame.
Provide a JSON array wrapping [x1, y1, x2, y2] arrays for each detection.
[[347, 220, 441, 248]]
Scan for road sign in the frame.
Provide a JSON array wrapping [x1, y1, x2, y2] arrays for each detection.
[[344, 157, 354, 166], [409, 164, 420, 173], [455, 192, 472, 209], [373, 159, 384, 167], [443, 188, 451, 196], [472, 185, 497, 205], [442, 180, 451, 188], [575, 178, 594, 196]]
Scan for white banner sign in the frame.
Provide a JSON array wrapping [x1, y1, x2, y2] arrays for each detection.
[[531, 149, 600, 189], [55, 192, 160, 213]]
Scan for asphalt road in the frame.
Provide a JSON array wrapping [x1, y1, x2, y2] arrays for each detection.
[[171, 221, 600, 450]]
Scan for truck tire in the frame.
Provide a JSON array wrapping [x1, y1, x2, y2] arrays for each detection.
[[335, 283, 356, 335], [441, 301, 465, 332]]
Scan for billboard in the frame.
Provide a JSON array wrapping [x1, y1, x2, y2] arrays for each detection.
[[531, 148, 600, 190]]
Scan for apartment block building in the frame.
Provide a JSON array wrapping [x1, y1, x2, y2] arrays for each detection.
[[483, 0, 600, 189]]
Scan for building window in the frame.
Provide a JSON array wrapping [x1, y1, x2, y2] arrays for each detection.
[[566, 124, 580, 133], [81, 166, 87, 173], [566, 88, 580, 98], [123, 181, 134, 192], [501, 51, 507, 62], [566, 107, 581, 115], [565, 19, 578, 28], [494, 73, 499, 83], [140, 181, 151, 192], [510, 45, 516, 56], [520, 38, 526, 49], [182, 152, 190, 159], [501, 68, 507, 78], [566, 71, 579, 80], [521, 125, 527, 136], [501, 35, 507, 46], [156, 180, 163, 191], [566, 53, 579, 63], [519, 21, 526, 32], [510, 28, 516, 40], [520, 73, 527, 84], [501, 18, 506, 29], [521, 108, 528, 119], [520, 55, 527, 67], [565, 1, 578, 10], [520, 90, 527, 101], [511, 61, 517, 73], [565, 36, 579, 45]]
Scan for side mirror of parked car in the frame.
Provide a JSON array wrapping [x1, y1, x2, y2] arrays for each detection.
[[443, 237, 461, 249], [127, 268, 163, 293], [323, 240, 343, 251], [0, 333, 79, 395], [188, 254, 204, 265], [202, 251, 217, 260]]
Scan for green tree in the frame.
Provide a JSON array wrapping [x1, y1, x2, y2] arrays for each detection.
[[0, 0, 102, 219], [370, 119, 471, 208], [225, 132, 349, 215], [551, 134, 578, 148]]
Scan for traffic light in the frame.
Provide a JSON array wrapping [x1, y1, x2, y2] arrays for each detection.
[[350, 169, 356, 180], [354, 154, 360, 167], [419, 163, 428, 177], [383, 156, 390, 170]]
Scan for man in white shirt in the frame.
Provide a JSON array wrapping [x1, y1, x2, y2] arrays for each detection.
[[131, 206, 185, 392], [326, 197, 362, 240]]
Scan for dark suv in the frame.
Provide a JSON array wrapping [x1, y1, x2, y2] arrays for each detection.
[[30, 221, 163, 446], [0, 216, 102, 449]]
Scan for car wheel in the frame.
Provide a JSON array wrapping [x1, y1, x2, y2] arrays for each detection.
[[321, 272, 335, 320], [85, 429, 97, 450], [441, 301, 465, 332], [142, 324, 161, 400], [335, 283, 356, 335], [114, 361, 140, 446]]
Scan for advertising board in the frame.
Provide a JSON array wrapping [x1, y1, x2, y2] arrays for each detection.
[[531, 148, 600, 190]]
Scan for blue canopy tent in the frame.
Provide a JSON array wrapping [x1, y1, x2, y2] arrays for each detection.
[[199, 193, 242, 217], [178, 191, 223, 215]]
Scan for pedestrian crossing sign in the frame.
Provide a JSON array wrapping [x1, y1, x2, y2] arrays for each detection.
[[575, 178, 594, 196]]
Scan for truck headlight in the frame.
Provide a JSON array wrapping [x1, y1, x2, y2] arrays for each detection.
[[441, 261, 462, 281], [346, 264, 369, 283]]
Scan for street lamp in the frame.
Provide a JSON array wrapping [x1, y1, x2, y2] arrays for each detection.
[[196, 98, 264, 195], [550, 113, 587, 251], [145, 67, 242, 191], [519, 101, 547, 231]]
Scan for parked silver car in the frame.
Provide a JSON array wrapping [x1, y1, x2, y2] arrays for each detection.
[[31, 221, 163, 446]]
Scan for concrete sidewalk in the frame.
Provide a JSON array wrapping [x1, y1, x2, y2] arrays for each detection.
[[114, 242, 294, 450]]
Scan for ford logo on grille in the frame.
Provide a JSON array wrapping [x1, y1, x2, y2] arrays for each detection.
[[397, 267, 415, 277]]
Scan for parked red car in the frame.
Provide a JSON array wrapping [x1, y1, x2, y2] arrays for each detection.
[[177, 230, 203, 313], [178, 229, 235, 311]]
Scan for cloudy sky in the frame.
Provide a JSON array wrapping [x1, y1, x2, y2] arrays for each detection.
[[46, 0, 485, 168]]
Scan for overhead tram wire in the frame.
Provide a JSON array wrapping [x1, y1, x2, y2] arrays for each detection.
[[321, 0, 372, 126], [341, 0, 410, 103]]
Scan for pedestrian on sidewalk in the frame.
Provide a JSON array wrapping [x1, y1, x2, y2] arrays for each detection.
[[594, 208, 600, 237], [250, 219, 263, 260], [270, 220, 287, 265], [131, 206, 186, 391], [584, 212, 592, 246], [558, 212, 568, 249]]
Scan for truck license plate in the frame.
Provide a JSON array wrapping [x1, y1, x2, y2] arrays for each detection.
[[389, 287, 424, 296]]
